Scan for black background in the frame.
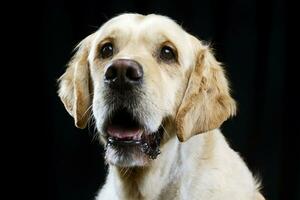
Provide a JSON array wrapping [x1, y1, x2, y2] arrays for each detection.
[[40, 0, 298, 200]]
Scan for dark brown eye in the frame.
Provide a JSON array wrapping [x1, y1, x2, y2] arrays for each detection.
[[160, 46, 176, 62], [100, 43, 113, 59]]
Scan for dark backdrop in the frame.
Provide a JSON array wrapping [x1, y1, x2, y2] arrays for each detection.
[[42, 0, 298, 200]]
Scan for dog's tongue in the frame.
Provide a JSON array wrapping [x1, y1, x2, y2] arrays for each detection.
[[107, 125, 143, 140]]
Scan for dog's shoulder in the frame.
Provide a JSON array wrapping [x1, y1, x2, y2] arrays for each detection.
[[179, 129, 260, 200]]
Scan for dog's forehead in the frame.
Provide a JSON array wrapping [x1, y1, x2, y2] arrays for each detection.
[[95, 14, 189, 43]]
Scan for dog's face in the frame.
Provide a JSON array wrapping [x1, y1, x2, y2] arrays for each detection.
[[58, 14, 236, 167]]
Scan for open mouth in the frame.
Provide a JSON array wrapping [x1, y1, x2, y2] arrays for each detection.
[[106, 108, 143, 142], [105, 108, 163, 159]]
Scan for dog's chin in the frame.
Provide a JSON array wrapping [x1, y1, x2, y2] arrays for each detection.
[[105, 145, 150, 167]]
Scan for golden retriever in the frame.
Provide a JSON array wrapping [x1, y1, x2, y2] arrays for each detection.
[[58, 13, 265, 200]]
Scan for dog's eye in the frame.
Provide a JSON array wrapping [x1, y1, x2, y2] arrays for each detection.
[[100, 43, 114, 59], [160, 46, 176, 62]]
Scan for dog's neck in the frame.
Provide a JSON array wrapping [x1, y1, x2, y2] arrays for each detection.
[[108, 136, 179, 199], [108, 132, 213, 200]]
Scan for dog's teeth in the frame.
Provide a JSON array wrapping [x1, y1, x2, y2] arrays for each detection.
[[142, 143, 148, 147]]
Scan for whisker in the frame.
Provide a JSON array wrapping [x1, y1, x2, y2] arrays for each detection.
[[86, 108, 100, 143], [160, 123, 170, 139]]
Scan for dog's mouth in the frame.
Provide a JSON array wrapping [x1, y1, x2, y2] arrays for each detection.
[[106, 108, 143, 142], [104, 108, 163, 159]]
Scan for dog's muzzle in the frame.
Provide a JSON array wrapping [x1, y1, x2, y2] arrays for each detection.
[[103, 59, 163, 160]]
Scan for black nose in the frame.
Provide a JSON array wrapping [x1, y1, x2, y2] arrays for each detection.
[[104, 59, 143, 86]]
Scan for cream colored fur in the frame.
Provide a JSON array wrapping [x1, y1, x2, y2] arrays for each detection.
[[97, 130, 264, 200], [58, 13, 265, 200]]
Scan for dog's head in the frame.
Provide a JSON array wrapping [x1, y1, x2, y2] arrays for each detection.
[[58, 14, 236, 167]]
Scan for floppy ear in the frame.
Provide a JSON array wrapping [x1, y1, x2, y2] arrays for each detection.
[[175, 42, 236, 142], [58, 34, 94, 129]]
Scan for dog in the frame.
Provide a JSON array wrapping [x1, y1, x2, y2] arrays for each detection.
[[58, 13, 265, 200]]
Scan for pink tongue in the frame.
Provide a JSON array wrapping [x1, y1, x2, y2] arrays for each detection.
[[107, 125, 142, 140]]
